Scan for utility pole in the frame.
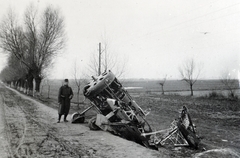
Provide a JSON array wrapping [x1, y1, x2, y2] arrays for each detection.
[[98, 43, 101, 75], [105, 43, 107, 72]]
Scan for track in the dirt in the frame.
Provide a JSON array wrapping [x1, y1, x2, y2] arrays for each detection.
[[1, 87, 83, 158]]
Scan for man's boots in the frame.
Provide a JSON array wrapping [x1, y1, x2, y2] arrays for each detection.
[[64, 115, 68, 122]]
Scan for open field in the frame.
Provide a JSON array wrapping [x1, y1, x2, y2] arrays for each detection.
[[122, 79, 239, 95], [40, 79, 240, 102]]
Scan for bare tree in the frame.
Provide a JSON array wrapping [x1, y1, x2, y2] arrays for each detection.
[[88, 41, 126, 78], [88, 51, 100, 76], [72, 61, 88, 108], [159, 75, 167, 95], [27, 5, 65, 93], [0, 5, 65, 95], [73, 61, 81, 107], [179, 59, 202, 96], [220, 71, 238, 99]]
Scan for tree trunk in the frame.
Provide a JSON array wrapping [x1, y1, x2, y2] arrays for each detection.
[[35, 77, 42, 93], [47, 85, 50, 99], [40, 84, 44, 96], [190, 84, 193, 96], [161, 85, 164, 95], [27, 75, 34, 96], [24, 80, 27, 93], [20, 78, 25, 91], [17, 79, 21, 90], [12, 81, 16, 88], [14, 80, 18, 88], [77, 86, 80, 109]]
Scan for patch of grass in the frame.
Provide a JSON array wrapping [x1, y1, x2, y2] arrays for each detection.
[[199, 91, 238, 101], [207, 91, 224, 99], [227, 91, 238, 100]]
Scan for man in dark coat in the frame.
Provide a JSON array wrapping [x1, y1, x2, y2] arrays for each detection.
[[58, 79, 73, 123]]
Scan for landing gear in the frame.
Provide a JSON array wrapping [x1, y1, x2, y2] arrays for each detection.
[[71, 112, 85, 123]]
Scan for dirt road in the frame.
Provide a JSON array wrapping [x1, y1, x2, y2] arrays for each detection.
[[0, 84, 170, 158]]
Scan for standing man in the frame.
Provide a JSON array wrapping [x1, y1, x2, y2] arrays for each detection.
[[58, 79, 73, 123]]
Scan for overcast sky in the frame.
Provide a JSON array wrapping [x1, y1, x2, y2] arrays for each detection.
[[0, 0, 239, 79]]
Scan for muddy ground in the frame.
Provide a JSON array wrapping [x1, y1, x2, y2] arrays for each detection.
[[135, 93, 240, 157], [0, 84, 240, 157]]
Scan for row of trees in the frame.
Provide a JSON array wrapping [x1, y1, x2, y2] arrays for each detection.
[[0, 5, 65, 95], [0, 5, 126, 103]]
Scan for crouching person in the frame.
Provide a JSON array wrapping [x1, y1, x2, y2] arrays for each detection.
[[57, 79, 73, 123]]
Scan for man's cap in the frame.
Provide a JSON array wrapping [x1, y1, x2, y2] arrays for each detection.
[[64, 79, 69, 82]]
